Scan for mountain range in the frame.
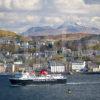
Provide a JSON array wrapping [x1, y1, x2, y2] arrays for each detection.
[[22, 22, 100, 36]]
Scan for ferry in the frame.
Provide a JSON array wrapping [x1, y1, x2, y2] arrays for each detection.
[[9, 70, 67, 86]]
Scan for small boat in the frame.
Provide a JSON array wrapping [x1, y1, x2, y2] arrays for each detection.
[[66, 89, 71, 94], [9, 70, 67, 86]]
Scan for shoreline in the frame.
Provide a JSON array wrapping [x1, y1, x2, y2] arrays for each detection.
[[1, 72, 100, 76]]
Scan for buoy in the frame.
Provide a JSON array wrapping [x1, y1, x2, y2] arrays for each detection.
[[67, 89, 71, 94]]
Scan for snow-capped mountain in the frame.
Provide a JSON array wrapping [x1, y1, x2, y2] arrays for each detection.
[[22, 22, 100, 36]]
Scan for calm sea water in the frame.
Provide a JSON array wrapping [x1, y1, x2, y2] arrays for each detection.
[[0, 74, 100, 100]]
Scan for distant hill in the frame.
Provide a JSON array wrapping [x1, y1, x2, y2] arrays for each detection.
[[31, 33, 91, 42], [0, 30, 16, 37], [0, 30, 30, 42], [65, 34, 100, 51], [80, 34, 100, 48], [46, 33, 91, 41], [31, 33, 100, 51]]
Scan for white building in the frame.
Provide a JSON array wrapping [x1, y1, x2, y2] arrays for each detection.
[[14, 61, 23, 65], [49, 62, 65, 73], [92, 65, 100, 72], [71, 61, 86, 72]]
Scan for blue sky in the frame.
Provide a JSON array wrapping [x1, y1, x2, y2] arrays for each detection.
[[0, 0, 100, 33]]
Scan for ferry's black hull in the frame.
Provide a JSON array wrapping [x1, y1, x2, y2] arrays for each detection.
[[9, 78, 67, 86]]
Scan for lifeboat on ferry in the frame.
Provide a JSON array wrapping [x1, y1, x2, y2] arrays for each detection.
[[29, 70, 35, 75], [39, 70, 48, 76]]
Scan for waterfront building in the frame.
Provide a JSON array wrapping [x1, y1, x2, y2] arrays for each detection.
[[5, 63, 25, 73], [5, 64, 13, 73], [71, 61, 86, 72], [0, 64, 5, 73], [92, 65, 100, 72], [49, 62, 65, 73]]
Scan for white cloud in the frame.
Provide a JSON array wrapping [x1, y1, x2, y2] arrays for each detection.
[[87, 5, 100, 15], [54, 0, 86, 13], [26, 15, 39, 22], [1, 0, 12, 9], [0, 13, 4, 17], [91, 17, 100, 22], [54, 0, 85, 9], [84, 0, 100, 4], [0, 0, 41, 10], [13, 0, 41, 10], [0, 0, 100, 33], [91, 17, 100, 27], [44, 17, 64, 25]]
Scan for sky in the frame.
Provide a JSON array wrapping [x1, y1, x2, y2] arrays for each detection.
[[0, 0, 100, 33]]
